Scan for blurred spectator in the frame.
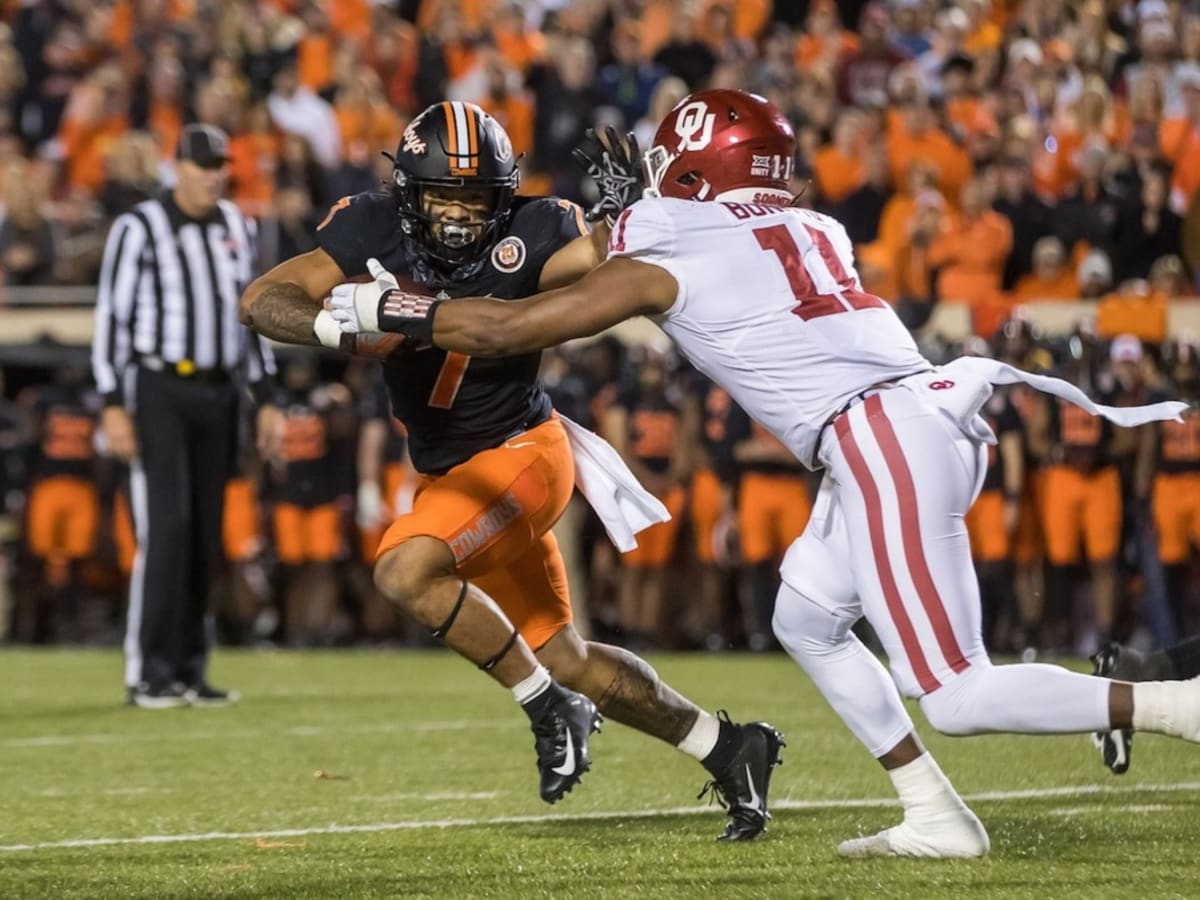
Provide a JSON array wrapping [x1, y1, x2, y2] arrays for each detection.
[[597, 21, 666, 127], [476, 52, 536, 161], [927, 176, 1013, 334], [1114, 162, 1182, 283], [916, 6, 969, 98], [0, 160, 55, 286], [327, 140, 380, 205], [633, 76, 688, 152], [886, 95, 972, 198], [276, 133, 328, 210], [1010, 236, 1078, 303], [59, 63, 130, 193], [794, 0, 857, 77], [993, 155, 1055, 289], [1078, 249, 1115, 299], [836, 4, 906, 108], [532, 36, 603, 197], [812, 109, 865, 204], [1054, 140, 1122, 261], [653, 12, 717, 89], [274, 185, 319, 262], [891, 0, 932, 59], [228, 102, 278, 219], [98, 131, 160, 219], [268, 57, 341, 170], [824, 138, 891, 245]]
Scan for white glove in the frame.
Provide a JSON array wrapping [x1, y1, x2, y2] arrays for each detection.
[[328, 258, 400, 335], [356, 479, 384, 529]]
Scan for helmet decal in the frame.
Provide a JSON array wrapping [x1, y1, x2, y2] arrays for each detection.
[[673, 101, 716, 151]]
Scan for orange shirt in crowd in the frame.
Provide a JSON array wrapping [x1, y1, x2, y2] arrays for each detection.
[[964, 20, 1002, 54], [60, 114, 130, 191], [811, 145, 863, 203], [298, 33, 334, 92], [479, 92, 535, 160], [886, 126, 972, 199], [795, 32, 859, 72], [418, 0, 495, 32], [329, 0, 371, 43], [1161, 118, 1200, 212], [228, 132, 278, 219], [148, 99, 182, 159], [1096, 291, 1169, 344], [927, 210, 1013, 306], [494, 26, 545, 74], [335, 103, 402, 152], [1008, 269, 1079, 304], [636, 0, 675, 58]]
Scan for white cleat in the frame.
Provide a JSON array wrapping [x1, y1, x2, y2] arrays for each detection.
[[838, 809, 990, 859]]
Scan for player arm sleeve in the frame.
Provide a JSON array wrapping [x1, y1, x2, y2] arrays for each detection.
[[315, 195, 371, 277], [605, 201, 687, 314], [92, 214, 147, 407]]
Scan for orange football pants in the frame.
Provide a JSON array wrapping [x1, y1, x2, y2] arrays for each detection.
[[1040, 465, 1122, 564], [1154, 472, 1200, 564], [622, 484, 686, 567], [274, 503, 341, 564], [965, 489, 1010, 562], [690, 468, 725, 564], [738, 471, 811, 564], [376, 416, 575, 649], [26, 476, 98, 562]]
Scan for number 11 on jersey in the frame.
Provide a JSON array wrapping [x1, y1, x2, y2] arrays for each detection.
[[753, 223, 887, 321]]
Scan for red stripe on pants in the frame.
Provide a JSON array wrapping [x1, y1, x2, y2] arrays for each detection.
[[864, 394, 970, 677], [835, 410, 941, 694]]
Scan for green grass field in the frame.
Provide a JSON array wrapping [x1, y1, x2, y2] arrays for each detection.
[[3, 649, 1199, 899]]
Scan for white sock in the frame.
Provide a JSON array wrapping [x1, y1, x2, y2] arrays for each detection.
[[676, 710, 721, 761], [888, 753, 965, 818], [1133, 681, 1177, 734], [511, 665, 552, 706]]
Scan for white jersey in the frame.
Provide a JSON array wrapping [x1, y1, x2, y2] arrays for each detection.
[[607, 197, 931, 468]]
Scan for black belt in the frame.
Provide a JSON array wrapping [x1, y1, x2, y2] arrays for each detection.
[[137, 354, 231, 384], [810, 374, 914, 469]]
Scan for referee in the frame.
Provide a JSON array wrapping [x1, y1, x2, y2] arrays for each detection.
[[92, 124, 281, 708]]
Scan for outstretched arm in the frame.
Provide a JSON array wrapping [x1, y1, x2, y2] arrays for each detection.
[[428, 257, 678, 357], [240, 248, 347, 345]]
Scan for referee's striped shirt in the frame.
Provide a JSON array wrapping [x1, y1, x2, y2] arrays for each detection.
[[91, 193, 276, 405]]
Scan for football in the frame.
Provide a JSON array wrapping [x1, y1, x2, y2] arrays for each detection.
[[331, 271, 433, 359]]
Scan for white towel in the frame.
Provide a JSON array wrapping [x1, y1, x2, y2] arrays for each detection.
[[934, 356, 1188, 438], [558, 415, 671, 553]]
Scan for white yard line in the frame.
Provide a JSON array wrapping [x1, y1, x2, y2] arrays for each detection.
[[1, 719, 520, 748], [1, 781, 1197, 854]]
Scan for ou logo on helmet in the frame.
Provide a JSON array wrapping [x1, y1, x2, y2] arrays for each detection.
[[674, 101, 716, 151]]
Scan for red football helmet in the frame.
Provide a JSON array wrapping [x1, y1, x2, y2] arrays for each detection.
[[643, 89, 796, 205]]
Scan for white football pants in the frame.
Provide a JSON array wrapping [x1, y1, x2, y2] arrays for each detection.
[[773, 379, 1110, 757]]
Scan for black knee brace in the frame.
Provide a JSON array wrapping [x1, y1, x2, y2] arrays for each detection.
[[429, 580, 469, 639]]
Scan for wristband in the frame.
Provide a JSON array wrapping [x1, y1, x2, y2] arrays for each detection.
[[313, 309, 343, 349], [377, 290, 441, 344]]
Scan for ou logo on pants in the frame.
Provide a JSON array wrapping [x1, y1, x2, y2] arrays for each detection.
[[675, 101, 716, 150]]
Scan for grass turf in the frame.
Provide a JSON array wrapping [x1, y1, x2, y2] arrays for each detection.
[[2, 649, 1199, 899]]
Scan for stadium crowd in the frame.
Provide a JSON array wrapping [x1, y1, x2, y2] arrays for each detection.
[[0, 0, 1198, 656]]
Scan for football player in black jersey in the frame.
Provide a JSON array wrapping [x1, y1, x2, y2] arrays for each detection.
[[242, 102, 783, 838]]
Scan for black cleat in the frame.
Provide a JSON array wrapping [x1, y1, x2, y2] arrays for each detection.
[[184, 683, 241, 707], [530, 689, 602, 804], [1091, 643, 1132, 775], [698, 715, 786, 841], [126, 682, 189, 709]]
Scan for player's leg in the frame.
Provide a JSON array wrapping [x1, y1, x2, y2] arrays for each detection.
[[1083, 466, 1123, 644], [773, 475, 987, 859], [515, 533, 783, 841], [833, 391, 1200, 745], [689, 468, 728, 647], [373, 417, 599, 802]]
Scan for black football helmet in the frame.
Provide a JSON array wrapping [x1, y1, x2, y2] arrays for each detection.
[[388, 101, 520, 269]]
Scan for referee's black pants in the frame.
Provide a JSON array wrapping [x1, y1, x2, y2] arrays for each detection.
[[124, 366, 237, 689]]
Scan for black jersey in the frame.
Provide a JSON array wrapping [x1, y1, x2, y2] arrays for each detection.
[[24, 384, 99, 481], [317, 191, 586, 474], [980, 390, 1024, 492]]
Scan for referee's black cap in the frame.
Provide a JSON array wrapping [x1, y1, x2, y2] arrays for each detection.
[[176, 124, 230, 168]]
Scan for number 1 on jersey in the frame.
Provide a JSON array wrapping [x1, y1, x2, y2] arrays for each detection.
[[429, 352, 470, 409], [753, 223, 886, 321]]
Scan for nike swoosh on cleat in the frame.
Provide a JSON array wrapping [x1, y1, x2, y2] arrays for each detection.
[[551, 728, 576, 777], [743, 763, 762, 812]]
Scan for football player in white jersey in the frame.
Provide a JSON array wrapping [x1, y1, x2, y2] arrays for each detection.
[[330, 89, 1199, 858]]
